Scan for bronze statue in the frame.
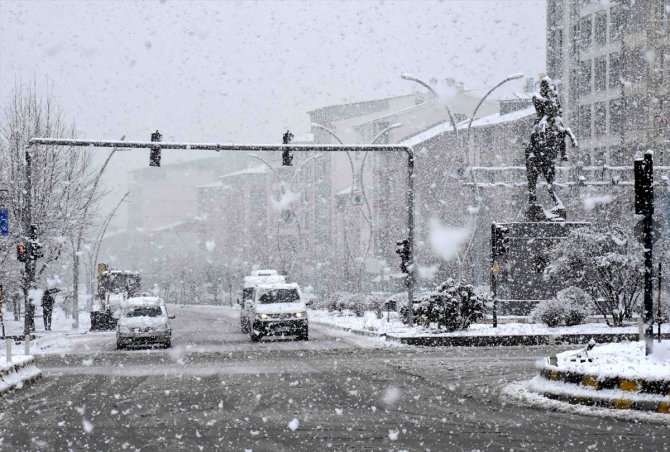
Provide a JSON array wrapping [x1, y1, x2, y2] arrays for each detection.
[[525, 77, 578, 221]]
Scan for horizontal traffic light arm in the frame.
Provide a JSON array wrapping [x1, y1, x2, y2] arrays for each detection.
[[28, 138, 412, 155]]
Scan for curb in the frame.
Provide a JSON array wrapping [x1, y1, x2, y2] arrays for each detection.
[[539, 389, 670, 415], [384, 333, 670, 347], [539, 367, 670, 396], [311, 321, 386, 338], [0, 357, 42, 396], [313, 319, 670, 347]]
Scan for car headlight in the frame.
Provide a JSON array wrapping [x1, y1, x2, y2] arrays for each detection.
[[256, 313, 269, 320], [294, 311, 306, 319]]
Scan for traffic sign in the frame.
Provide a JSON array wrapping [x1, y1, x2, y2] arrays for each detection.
[[0, 208, 8, 236], [634, 217, 662, 245]]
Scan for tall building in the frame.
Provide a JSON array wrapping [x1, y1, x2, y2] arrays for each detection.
[[547, 0, 670, 166]]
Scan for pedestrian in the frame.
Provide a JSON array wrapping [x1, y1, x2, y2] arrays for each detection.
[[41, 289, 55, 331], [62, 293, 72, 319], [12, 291, 21, 321]]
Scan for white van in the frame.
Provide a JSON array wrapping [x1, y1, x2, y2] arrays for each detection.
[[241, 282, 308, 342], [241, 270, 286, 332]]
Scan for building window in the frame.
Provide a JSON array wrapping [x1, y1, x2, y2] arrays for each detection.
[[579, 59, 592, 96], [594, 11, 607, 46], [610, 6, 624, 41], [594, 57, 606, 91], [579, 16, 592, 51], [627, 48, 647, 83], [594, 102, 607, 137], [579, 104, 592, 140], [609, 98, 624, 133], [662, 53, 670, 85], [609, 53, 622, 88], [626, 94, 649, 129], [569, 68, 579, 101]]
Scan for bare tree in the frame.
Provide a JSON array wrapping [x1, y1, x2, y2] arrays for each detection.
[[0, 84, 99, 309]]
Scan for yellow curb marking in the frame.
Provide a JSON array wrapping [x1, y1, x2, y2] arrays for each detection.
[[613, 399, 634, 410], [582, 375, 599, 389], [619, 379, 641, 392]]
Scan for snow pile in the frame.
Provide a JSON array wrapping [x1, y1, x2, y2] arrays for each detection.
[[0, 355, 41, 394], [549, 341, 670, 381]]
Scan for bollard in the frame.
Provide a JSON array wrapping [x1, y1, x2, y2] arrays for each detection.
[[638, 317, 644, 342], [5, 339, 11, 363], [24, 334, 30, 355], [548, 334, 557, 366]]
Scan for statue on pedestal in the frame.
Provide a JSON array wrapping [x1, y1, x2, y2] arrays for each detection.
[[525, 77, 578, 222]]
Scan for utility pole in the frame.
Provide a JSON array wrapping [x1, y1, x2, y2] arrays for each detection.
[[634, 151, 654, 355], [23, 148, 34, 337]]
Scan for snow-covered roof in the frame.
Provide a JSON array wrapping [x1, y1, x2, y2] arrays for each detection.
[[218, 165, 268, 179], [197, 181, 224, 189], [251, 269, 279, 277], [125, 296, 165, 307], [243, 274, 286, 288], [254, 282, 300, 291], [401, 105, 535, 147], [149, 221, 186, 233]]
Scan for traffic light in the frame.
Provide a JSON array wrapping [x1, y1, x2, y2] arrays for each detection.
[[17, 243, 27, 262], [282, 130, 294, 166], [491, 223, 510, 259], [30, 240, 43, 258], [396, 239, 411, 274], [150, 130, 162, 167], [635, 152, 654, 215]]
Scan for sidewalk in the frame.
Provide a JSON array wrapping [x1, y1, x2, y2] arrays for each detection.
[[2, 307, 99, 355]]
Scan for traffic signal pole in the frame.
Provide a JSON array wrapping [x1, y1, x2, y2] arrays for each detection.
[[27, 137, 418, 326], [634, 151, 655, 356], [23, 148, 35, 337]]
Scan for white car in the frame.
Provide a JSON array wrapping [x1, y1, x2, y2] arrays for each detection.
[[241, 283, 308, 342], [116, 297, 173, 349]]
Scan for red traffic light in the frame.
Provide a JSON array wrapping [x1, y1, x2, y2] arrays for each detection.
[[17, 243, 27, 262]]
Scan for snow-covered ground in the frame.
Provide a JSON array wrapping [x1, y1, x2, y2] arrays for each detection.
[[309, 309, 669, 338], [0, 306, 105, 356]]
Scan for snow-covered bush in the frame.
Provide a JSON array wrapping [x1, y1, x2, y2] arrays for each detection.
[[406, 279, 487, 331], [557, 286, 591, 326], [531, 298, 567, 327], [345, 293, 367, 317], [364, 293, 387, 318], [325, 291, 353, 312], [545, 227, 643, 326], [531, 287, 591, 327]]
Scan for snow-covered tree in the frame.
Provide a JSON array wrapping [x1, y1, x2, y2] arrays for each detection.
[[0, 84, 98, 296], [544, 226, 643, 326]]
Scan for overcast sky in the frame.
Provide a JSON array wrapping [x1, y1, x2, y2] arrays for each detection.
[[0, 0, 546, 220]]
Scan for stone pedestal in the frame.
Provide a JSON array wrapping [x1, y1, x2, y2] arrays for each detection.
[[525, 203, 567, 222], [492, 221, 589, 315]]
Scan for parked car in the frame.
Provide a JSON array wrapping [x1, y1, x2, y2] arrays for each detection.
[[116, 297, 174, 349], [241, 283, 308, 342]]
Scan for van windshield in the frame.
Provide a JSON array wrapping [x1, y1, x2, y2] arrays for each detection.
[[258, 289, 300, 304], [125, 306, 163, 317]]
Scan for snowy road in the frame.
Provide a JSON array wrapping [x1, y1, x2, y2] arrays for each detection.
[[0, 305, 668, 450]]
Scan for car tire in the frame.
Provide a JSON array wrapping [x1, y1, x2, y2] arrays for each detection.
[[297, 326, 309, 341], [250, 331, 262, 342], [164, 339, 171, 348], [116, 341, 124, 350]]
